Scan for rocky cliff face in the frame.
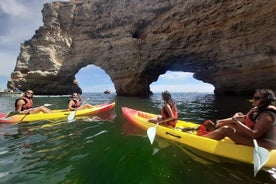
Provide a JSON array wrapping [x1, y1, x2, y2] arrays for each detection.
[[8, 0, 276, 96]]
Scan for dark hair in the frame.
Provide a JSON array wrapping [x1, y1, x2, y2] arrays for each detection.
[[162, 90, 173, 103], [255, 89, 276, 108], [162, 90, 177, 111]]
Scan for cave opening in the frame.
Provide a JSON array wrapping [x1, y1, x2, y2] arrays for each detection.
[[150, 71, 214, 93], [75, 65, 115, 93]]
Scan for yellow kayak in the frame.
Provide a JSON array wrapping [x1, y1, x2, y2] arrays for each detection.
[[0, 102, 115, 123], [121, 107, 276, 168]]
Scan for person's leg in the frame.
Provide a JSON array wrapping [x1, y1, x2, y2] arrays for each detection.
[[42, 106, 51, 113], [148, 115, 162, 123], [30, 106, 51, 113], [204, 124, 253, 146], [78, 104, 93, 110], [203, 126, 233, 140]]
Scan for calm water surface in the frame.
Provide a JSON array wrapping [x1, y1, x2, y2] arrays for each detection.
[[0, 93, 275, 184]]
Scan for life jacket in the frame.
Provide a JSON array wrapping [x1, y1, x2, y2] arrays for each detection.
[[15, 97, 33, 111], [245, 105, 276, 128], [69, 98, 81, 108], [161, 104, 178, 127], [197, 120, 215, 136], [244, 108, 257, 128]]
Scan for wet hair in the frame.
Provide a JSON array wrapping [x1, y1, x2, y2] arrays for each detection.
[[162, 90, 177, 112], [162, 90, 172, 103], [255, 89, 276, 108]]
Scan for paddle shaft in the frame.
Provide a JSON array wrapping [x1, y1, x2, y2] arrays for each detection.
[[79, 98, 89, 108], [232, 118, 270, 176], [18, 111, 31, 123], [17, 103, 51, 122]]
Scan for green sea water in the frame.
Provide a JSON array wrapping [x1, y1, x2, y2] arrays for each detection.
[[0, 93, 275, 184]]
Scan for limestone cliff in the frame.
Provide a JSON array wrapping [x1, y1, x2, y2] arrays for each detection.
[[8, 0, 276, 96]]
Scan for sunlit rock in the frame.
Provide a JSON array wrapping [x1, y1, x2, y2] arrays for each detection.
[[8, 0, 276, 96]]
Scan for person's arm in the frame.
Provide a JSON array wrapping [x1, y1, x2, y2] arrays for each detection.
[[15, 99, 29, 113], [216, 118, 234, 128], [148, 115, 162, 123], [165, 104, 176, 121], [68, 100, 77, 111], [232, 112, 273, 139], [216, 112, 245, 128], [156, 104, 176, 123]]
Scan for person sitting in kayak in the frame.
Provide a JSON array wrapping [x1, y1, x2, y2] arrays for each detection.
[[148, 90, 178, 127], [204, 89, 276, 149], [15, 90, 52, 114], [68, 93, 93, 110]]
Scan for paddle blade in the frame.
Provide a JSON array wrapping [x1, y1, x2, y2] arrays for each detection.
[[0, 111, 19, 121], [147, 123, 159, 144], [253, 139, 270, 177], [6, 111, 19, 118], [147, 127, 156, 144], [67, 111, 76, 122], [0, 117, 12, 121]]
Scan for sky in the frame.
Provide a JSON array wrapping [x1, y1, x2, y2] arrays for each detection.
[[0, 0, 214, 93]]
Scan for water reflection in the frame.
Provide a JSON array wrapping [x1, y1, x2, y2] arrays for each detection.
[[0, 93, 275, 183]]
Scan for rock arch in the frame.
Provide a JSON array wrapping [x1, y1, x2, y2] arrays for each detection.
[[8, 0, 276, 96], [75, 64, 114, 93]]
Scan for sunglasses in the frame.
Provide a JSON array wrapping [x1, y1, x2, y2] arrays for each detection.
[[252, 96, 263, 101], [27, 91, 33, 95]]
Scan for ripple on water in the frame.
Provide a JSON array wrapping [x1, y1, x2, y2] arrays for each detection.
[[0, 172, 9, 178], [1, 93, 274, 183]]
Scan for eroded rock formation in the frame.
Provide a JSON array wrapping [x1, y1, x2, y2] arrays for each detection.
[[8, 0, 276, 96]]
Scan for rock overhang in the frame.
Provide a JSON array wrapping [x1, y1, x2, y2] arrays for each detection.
[[7, 0, 276, 96]]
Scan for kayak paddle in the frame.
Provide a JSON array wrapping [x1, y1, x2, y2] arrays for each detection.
[[232, 118, 270, 176], [67, 111, 76, 122], [0, 117, 12, 121], [0, 103, 53, 121], [0, 111, 24, 121], [147, 122, 159, 144], [253, 139, 270, 177], [0, 111, 30, 122], [6, 111, 20, 118], [18, 112, 30, 123]]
